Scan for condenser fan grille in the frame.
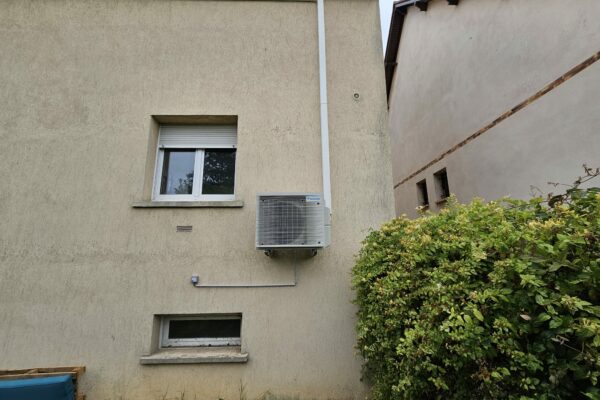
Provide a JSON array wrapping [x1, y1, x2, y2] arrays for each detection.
[[256, 194, 325, 248]]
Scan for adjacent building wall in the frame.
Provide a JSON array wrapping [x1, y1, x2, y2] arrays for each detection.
[[0, 1, 394, 399], [388, 0, 600, 217]]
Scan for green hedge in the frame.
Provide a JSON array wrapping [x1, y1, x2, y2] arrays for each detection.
[[352, 187, 600, 399]]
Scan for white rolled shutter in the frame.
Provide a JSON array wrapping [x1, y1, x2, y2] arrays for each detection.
[[158, 125, 237, 148]]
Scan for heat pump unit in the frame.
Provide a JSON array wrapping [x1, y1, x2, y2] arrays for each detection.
[[256, 193, 331, 250]]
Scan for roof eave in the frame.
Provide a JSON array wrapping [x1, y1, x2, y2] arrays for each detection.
[[384, 0, 460, 102]]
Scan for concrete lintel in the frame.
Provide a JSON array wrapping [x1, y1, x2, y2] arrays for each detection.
[[132, 200, 244, 208]]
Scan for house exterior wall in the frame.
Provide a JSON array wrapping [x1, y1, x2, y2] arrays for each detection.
[[388, 0, 600, 217], [0, 1, 394, 399]]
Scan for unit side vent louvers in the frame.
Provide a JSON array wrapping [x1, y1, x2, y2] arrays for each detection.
[[256, 194, 330, 249]]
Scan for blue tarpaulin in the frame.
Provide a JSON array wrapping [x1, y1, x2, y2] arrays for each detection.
[[0, 374, 74, 400]]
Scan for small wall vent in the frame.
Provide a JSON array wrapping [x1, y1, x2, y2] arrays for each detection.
[[176, 225, 193, 233], [256, 193, 330, 251]]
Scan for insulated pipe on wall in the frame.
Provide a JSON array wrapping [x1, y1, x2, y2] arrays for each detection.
[[192, 264, 298, 289], [317, 0, 332, 213]]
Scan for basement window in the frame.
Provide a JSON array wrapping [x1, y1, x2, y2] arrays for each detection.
[[434, 168, 450, 203], [160, 315, 242, 348], [416, 179, 429, 208]]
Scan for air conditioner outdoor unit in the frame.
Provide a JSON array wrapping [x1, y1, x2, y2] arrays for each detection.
[[256, 193, 331, 252]]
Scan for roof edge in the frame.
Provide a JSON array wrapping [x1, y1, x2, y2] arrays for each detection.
[[384, 0, 459, 101]]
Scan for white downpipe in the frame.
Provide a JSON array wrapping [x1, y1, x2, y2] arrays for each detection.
[[317, 0, 332, 213]]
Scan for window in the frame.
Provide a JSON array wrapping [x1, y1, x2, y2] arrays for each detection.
[[416, 179, 429, 208], [153, 125, 237, 201], [433, 168, 450, 202], [160, 314, 242, 348]]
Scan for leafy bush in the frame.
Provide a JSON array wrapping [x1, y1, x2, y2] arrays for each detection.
[[352, 184, 600, 399]]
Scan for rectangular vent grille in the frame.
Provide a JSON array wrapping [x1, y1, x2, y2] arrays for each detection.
[[256, 194, 326, 248], [176, 225, 193, 233]]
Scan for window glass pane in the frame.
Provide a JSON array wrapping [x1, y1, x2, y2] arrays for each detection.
[[160, 150, 195, 195], [168, 319, 241, 339], [202, 149, 236, 195]]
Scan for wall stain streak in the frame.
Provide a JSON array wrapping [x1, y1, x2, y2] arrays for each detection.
[[394, 50, 600, 189]]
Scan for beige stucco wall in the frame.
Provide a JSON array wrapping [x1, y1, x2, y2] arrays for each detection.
[[388, 0, 600, 217], [0, 1, 394, 399]]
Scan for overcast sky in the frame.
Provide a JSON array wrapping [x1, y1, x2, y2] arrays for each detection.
[[379, 0, 394, 54]]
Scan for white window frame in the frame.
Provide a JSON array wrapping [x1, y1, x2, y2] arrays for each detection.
[[159, 315, 242, 348], [152, 126, 237, 202]]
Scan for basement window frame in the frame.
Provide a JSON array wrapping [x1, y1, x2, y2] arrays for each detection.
[[159, 314, 242, 348], [152, 125, 237, 203]]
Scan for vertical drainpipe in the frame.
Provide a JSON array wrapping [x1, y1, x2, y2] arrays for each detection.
[[317, 0, 332, 213]]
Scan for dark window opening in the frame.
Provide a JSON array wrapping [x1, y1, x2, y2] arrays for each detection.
[[169, 318, 241, 339], [434, 168, 450, 202], [416, 179, 429, 207]]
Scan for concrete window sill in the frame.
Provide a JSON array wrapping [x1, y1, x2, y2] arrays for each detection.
[[132, 200, 244, 208], [140, 347, 248, 365]]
